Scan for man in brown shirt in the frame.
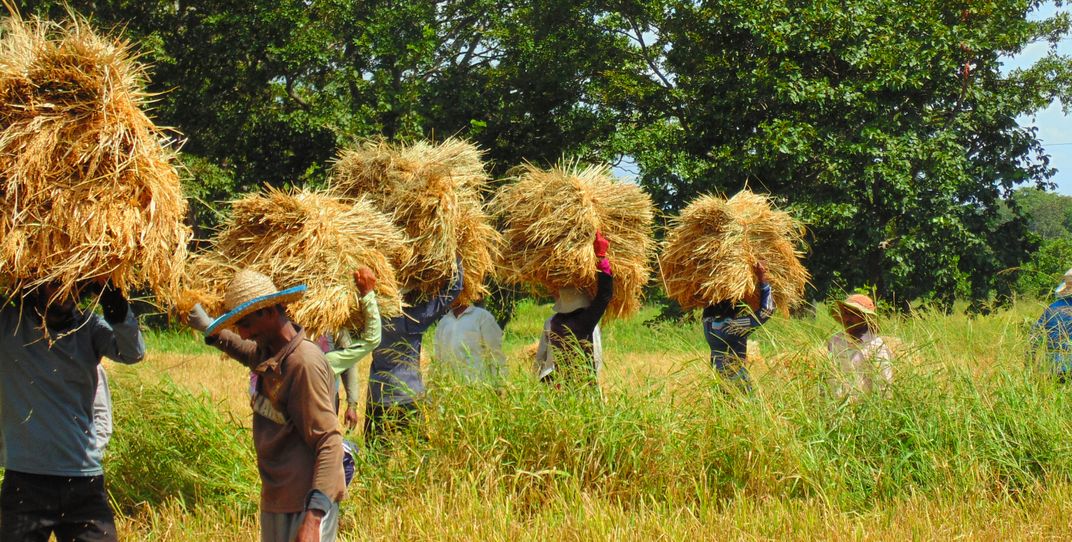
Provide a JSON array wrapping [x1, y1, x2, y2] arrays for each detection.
[[189, 269, 344, 542]]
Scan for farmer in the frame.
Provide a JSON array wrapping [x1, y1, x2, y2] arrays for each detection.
[[434, 300, 507, 384], [1030, 268, 1072, 382], [0, 281, 143, 541], [188, 270, 344, 542], [323, 267, 381, 429], [366, 259, 464, 440], [533, 231, 614, 386], [702, 261, 774, 392], [827, 294, 893, 401]]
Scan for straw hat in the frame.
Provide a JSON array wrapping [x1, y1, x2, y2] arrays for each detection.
[[205, 269, 306, 335], [1055, 268, 1072, 298], [553, 286, 591, 314], [836, 293, 877, 317], [831, 295, 874, 325]]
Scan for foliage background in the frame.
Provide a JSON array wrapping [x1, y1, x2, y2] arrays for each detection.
[[9, 0, 1072, 307]]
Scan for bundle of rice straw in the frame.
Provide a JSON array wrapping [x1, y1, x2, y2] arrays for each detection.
[[490, 162, 656, 319], [659, 190, 809, 313], [329, 137, 501, 304], [179, 188, 410, 338], [0, 13, 190, 307]]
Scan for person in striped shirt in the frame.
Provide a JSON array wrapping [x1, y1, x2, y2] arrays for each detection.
[[701, 261, 774, 392]]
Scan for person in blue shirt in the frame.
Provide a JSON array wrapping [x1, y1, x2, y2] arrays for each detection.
[[0, 281, 144, 542], [1031, 268, 1072, 382], [366, 259, 463, 441], [701, 261, 774, 392]]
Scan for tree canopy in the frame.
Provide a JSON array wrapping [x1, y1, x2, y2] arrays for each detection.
[[11, 0, 1072, 306]]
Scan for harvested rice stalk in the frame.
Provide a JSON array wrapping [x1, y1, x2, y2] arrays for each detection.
[[660, 191, 810, 313], [454, 202, 503, 307], [491, 162, 656, 319], [330, 137, 501, 301], [0, 13, 190, 308], [180, 188, 409, 338]]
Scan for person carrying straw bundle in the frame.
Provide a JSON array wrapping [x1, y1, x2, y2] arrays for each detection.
[[187, 270, 345, 542], [330, 138, 495, 440], [0, 280, 142, 542], [492, 162, 653, 386], [532, 232, 615, 387], [181, 187, 400, 445], [660, 191, 808, 391], [827, 294, 893, 401], [0, 11, 185, 541]]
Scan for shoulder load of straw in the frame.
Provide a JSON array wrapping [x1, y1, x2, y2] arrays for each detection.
[[660, 190, 809, 313], [0, 13, 190, 307], [179, 188, 410, 338], [329, 137, 501, 305], [490, 162, 656, 319]]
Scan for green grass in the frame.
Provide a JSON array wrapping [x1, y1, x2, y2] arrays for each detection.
[[143, 328, 217, 355], [105, 372, 258, 514], [106, 298, 1072, 540]]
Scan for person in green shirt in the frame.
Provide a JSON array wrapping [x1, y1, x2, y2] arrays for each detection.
[[325, 268, 380, 429]]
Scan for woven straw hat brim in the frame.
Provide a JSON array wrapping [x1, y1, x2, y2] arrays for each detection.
[[1056, 283, 1072, 297], [831, 299, 879, 330], [836, 299, 877, 317], [206, 286, 306, 335], [1055, 269, 1072, 297]]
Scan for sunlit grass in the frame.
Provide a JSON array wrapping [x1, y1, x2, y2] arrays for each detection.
[[107, 298, 1071, 540]]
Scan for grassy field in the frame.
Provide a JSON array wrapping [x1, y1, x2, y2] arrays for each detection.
[[101, 299, 1072, 541]]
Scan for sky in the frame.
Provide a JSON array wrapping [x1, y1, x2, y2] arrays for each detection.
[[1009, 3, 1072, 194]]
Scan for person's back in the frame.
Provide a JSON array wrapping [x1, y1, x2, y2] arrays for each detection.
[[434, 305, 506, 383], [367, 262, 463, 438], [0, 303, 141, 475], [546, 278, 612, 378], [0, 284, 143, 541], [534, 232, 614, 385], [702, 264, 773, 391], [370, 266, 463, 407]]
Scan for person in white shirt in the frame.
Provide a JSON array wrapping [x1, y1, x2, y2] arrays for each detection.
[[434, 303, 507, 384], [826, 293, 893, 401]]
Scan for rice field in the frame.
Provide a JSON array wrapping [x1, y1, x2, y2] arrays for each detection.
[[104, 298, 1072, 541]]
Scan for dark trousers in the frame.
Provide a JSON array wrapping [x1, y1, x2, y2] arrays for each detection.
[[363, 401, 420, 443], [0, 470, 117, 542]]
